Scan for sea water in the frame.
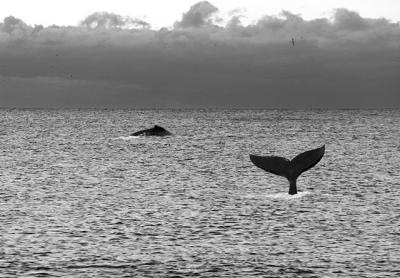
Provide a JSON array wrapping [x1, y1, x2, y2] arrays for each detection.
[[0, 109, 399, 277]]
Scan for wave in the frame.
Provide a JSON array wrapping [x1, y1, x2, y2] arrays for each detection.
[[244, 191, 312, 200], [264, 191, 312, 199], [113, 135, 140, 141]]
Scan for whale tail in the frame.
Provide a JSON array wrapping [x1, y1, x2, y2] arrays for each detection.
[[250, 145, 325, 195]]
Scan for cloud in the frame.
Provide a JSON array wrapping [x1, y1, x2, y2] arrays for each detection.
[[80, 12, 150, 30], [333, 8, 369, 31], [0, 16, 34, 41], [226, 9, 400, 48], [1, 16, 30, 34], [0, 2, 399, 108], [175, 1, 219, 28]]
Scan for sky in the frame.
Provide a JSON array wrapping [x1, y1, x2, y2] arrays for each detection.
[[0, 0, 399, 108], [1, 0, 400, 29]]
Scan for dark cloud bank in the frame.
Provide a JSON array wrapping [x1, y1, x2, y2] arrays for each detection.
[[0, 1, 399, 108]]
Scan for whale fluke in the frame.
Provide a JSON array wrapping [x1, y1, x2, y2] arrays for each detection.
[[250, 145, 325, 195], [131, 125, 172, 136]]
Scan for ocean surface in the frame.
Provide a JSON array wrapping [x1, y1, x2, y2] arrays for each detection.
[[0, 109, 399, 278]]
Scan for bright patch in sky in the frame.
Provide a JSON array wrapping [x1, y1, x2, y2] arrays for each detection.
[[0, 0, 399, 28]]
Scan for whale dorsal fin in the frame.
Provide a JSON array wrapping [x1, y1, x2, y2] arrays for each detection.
[[249, 155, 290, 178], [153, 125, 165, 130]]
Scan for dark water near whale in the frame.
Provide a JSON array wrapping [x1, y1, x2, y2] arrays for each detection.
[[0, 109, 399, 277]]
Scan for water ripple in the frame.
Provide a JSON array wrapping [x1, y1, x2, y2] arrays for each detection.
[[0, 109, 399, 277]]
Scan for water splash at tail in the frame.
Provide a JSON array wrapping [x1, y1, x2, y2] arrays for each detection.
[[264, 191, 312, 199]]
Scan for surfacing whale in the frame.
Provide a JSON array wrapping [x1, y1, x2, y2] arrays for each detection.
[[131, 125, 172, 137], [250, 145, 325, 195]]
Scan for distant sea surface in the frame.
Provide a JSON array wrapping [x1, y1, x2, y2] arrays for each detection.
[[0, 109, 399, 278]]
